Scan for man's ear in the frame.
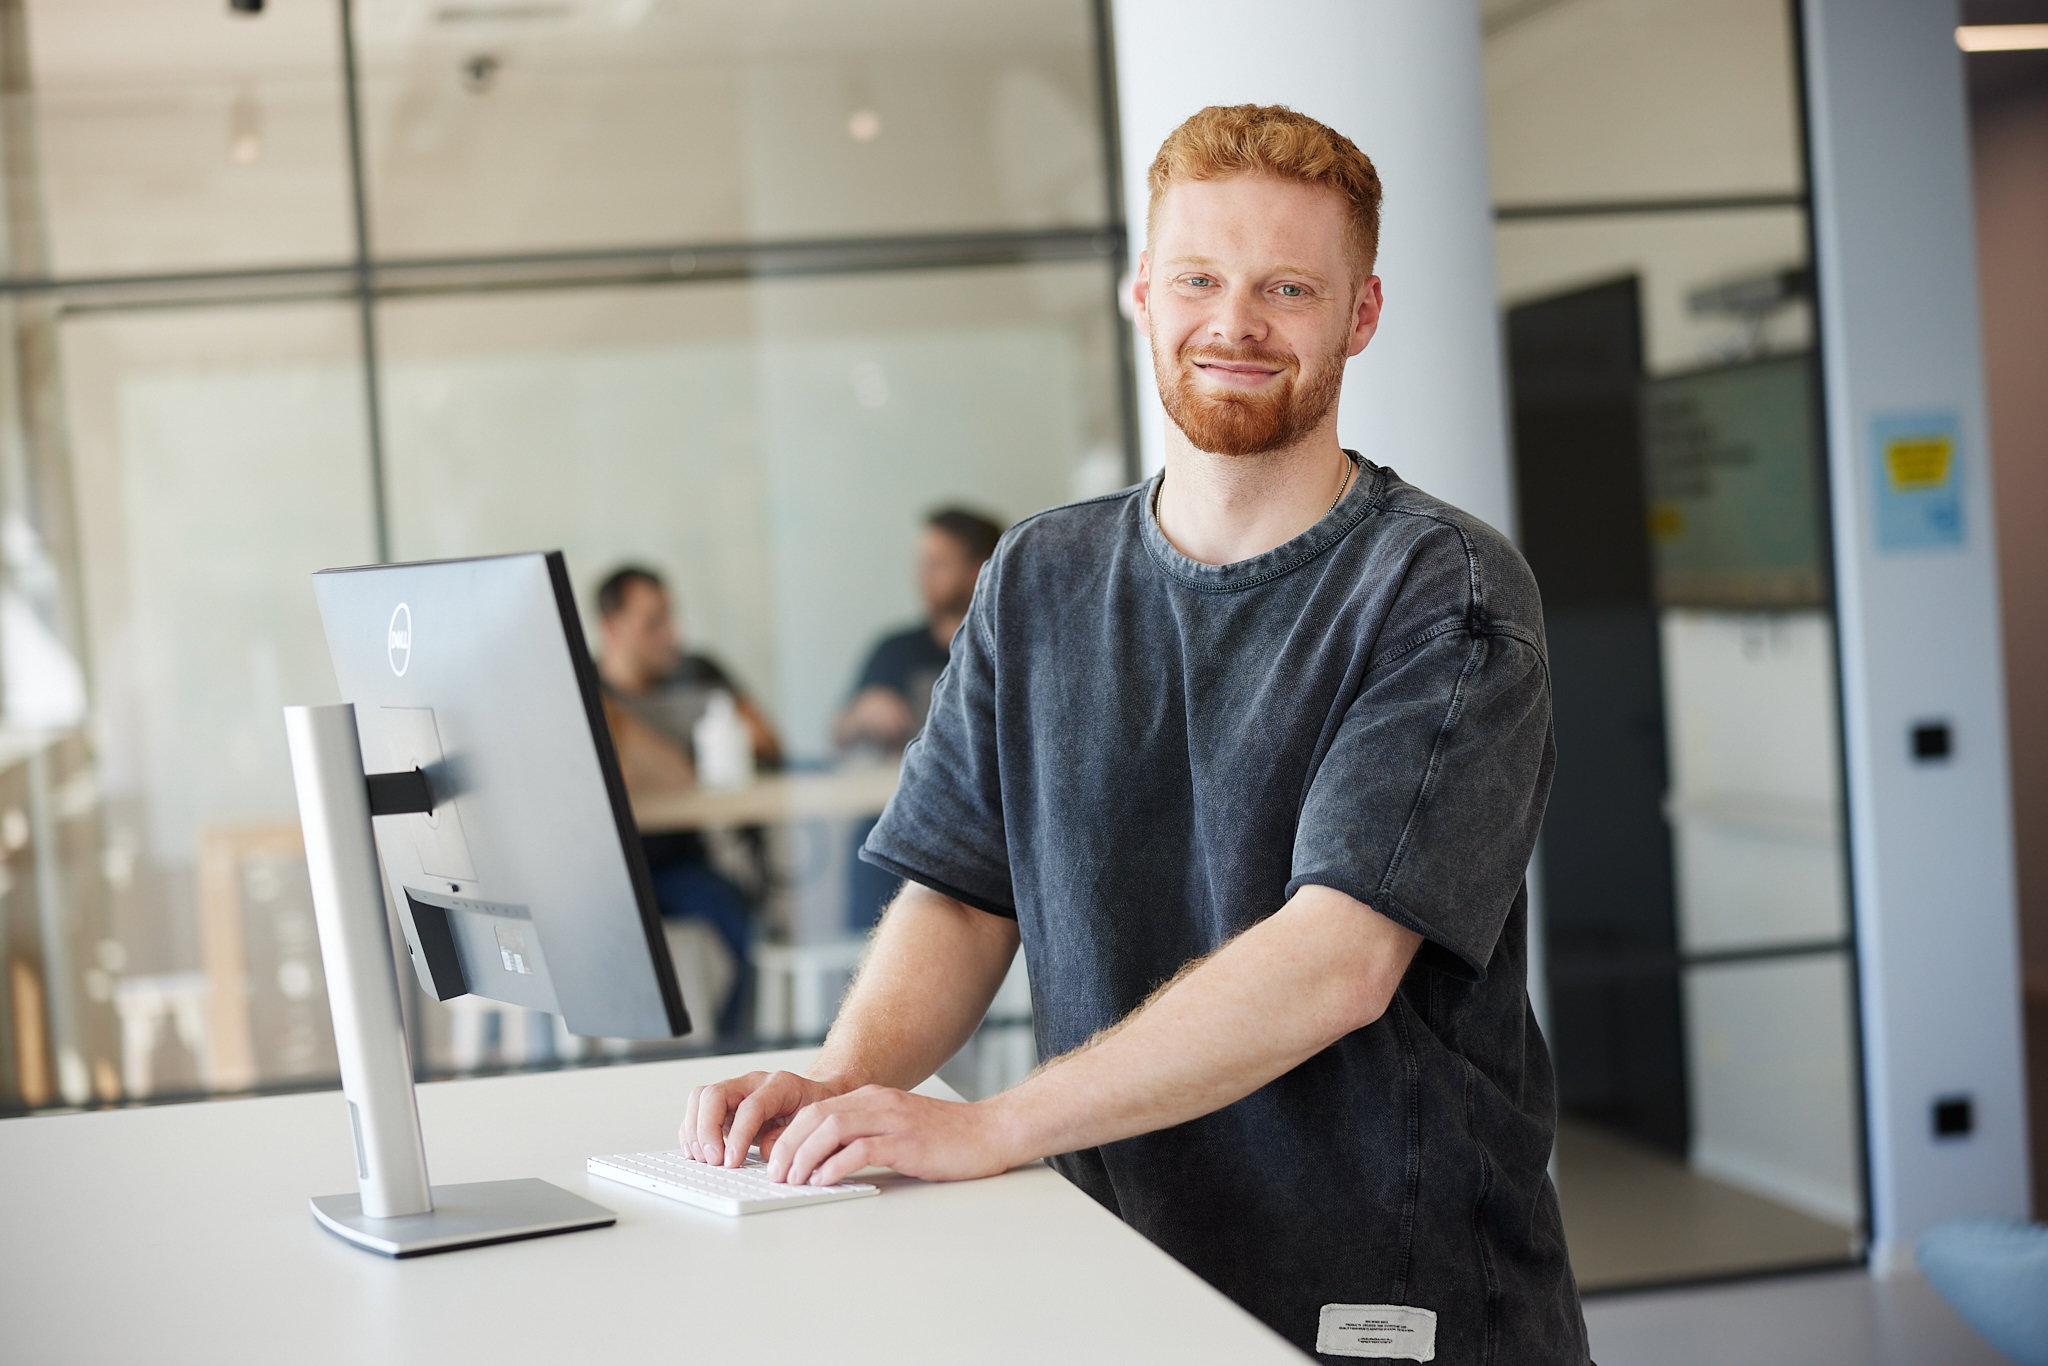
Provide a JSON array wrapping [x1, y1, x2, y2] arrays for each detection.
[[1347, 274, 1384, 358], [1131, 252, 1153, 337]]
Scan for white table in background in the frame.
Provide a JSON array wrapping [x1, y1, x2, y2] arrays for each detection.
[[0, 1048, 1298, 1365], [630, 764, 899, 832]]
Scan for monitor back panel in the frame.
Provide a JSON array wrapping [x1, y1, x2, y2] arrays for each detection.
[[312, 552, 687, 1040]]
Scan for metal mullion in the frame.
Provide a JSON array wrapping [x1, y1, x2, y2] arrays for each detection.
[[1547, 936, 1855, 984], [1, 226, 1123, 315], [338, 0, 390, 565], [1495, 191, 1810, 222], [1091, 0, 1141, 485]]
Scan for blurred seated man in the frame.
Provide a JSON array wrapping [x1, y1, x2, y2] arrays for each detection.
[[835, 509, 1003, 929], [595, 564, 781, 1034], [834, 508, 1004, 753]]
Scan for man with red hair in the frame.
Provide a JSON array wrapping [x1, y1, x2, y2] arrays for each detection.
[[687, 105, 1586, 1363]]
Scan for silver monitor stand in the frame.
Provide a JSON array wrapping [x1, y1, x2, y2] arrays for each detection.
[[285, 702, 616, 1257]]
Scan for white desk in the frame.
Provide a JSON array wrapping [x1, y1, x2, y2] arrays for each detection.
[[0, 1049, 1297, 1364]]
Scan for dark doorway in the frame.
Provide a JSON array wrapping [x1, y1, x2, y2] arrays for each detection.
[[1509, 276, 1689, 1155]]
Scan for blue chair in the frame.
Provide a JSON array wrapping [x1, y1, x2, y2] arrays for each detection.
[[1917, 1217, 2048, 1366]]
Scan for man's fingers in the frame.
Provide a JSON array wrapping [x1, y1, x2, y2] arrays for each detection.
[[690, 1071, 768, 1164], [763, 1099, 828, 1183], [811, 1136, 883, 1188], [781, 1106, 881, 1187], [722, 1072, 810, 1167], [679, 1085, 701, 1159], [754, 1115, 792, 1163]]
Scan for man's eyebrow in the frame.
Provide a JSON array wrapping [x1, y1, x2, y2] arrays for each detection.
[[1269, 263, 1334, 286], [1159, 255, 1335, 286]]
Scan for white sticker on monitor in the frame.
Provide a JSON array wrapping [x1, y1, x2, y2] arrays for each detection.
[[1315, 1304, 1437, 1361], [495, 924, 533, 975]]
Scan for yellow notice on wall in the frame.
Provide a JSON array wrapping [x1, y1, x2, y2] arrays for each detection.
[[1646, 502, 1685, 544], [1885, 435, 1953, 492]]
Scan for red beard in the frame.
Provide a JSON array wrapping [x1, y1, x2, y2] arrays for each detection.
[[1155, 338, 1346, 457]]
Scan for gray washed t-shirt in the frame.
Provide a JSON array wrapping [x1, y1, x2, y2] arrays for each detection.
[[863, 459, 1585, 1364]]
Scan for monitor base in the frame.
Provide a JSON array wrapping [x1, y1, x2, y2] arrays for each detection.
[[312, 1178, 614, 1258]]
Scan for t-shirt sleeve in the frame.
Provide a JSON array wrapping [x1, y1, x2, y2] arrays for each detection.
[[852, 635, 898, 696], [1288, 624, 1553, 981], [858, 580, 1015, 918], [682, 652, 737, 693]]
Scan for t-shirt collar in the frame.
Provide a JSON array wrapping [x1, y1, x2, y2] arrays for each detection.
[[1138, 450, 1383, 591]]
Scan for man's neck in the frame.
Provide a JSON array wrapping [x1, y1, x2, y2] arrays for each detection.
[[598, 653, 656, 696], [928, 612, 965, 648], [1153, 427, 1352, 567]]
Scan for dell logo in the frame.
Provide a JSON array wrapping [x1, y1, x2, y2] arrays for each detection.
[[388, 603, 412, 677]]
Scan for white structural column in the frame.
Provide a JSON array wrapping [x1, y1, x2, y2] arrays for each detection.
[[1800, 0, 2031, 1268], [1109, 0, 1513, 536]]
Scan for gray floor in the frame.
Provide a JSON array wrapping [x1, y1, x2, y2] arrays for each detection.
[[1556, 1118, 1860, 1290], [1584, 1267, 2013, 1366]]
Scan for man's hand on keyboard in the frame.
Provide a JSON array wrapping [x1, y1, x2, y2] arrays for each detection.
[[764, 1085, 1018, 1187], [682, 1070, 842, 1168]]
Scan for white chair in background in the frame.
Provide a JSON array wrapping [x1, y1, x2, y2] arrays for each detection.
[[753, 938, 865, 1042], [112, 971, 211, 1098]]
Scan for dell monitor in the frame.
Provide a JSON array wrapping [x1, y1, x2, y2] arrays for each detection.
[[287, 550, 689, 1256], [314, 550, 687, 1038]]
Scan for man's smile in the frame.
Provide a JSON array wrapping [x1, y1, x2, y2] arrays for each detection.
[[1193, 359, 1286, 387], [1183, 345, 1297, 391]]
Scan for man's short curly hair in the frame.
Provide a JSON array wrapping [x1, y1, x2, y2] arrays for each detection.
[[1146, 104, 1383, 281]]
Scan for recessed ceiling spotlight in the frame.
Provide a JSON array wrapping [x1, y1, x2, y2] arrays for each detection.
[[1956, 24, 2048, 52], [462, 53, 502, 93], [847, 108, 882, 142]]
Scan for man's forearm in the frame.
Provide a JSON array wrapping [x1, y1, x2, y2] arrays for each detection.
[[808, 881, 1021, 1094], [983, 885, 1421, 1163]]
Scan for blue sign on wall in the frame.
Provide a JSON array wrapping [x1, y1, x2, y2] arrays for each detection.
[[1871, 410, 1964, 554]]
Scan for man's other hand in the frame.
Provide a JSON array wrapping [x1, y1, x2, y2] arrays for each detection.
[[837, 685, 915, 749], [765, 1085, 1019, 1188], [682, 1070, 843, 1167]]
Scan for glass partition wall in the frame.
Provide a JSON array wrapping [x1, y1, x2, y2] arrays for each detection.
[[1, 0, 1121, 1112], [1483, 0, 1865, 1288]]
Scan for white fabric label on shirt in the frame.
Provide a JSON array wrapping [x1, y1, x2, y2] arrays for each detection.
[[1315, 1303, 1438, 1361]]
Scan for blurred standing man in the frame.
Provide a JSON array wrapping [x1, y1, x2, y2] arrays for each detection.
[[685, 106, 1586, 1363], [834, 508, 1005, 754], [836, 508, 1004, 930]]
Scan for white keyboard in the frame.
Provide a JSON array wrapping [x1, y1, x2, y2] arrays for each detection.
[[586, 1149, 879, 1216]]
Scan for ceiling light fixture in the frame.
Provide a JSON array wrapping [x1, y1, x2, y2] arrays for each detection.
[[1956, 24, 2048, 52], [847, 109, 882, 143]]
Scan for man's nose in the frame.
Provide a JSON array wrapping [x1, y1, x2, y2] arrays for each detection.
[[1208, 283, 1268, 344]]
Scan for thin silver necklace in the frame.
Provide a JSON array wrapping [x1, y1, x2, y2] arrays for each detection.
[[1152, 452, 1358, 520], [1325, 452, 1356, 516]]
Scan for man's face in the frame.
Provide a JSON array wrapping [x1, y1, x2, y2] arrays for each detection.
[[602, 580, 678, 682], [1135, 174, 1381, 457], [917, 527, 983, 620]]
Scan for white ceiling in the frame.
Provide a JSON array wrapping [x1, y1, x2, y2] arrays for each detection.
[[24, 0, 1093, 88]]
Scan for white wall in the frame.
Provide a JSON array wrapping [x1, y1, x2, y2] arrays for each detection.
[[1801, 0, 2032, 1267], [1111, 0, 1514, 535]]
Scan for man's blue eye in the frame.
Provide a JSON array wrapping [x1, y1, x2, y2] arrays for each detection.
[[1186, 276, 1212, 288], [1277, 284, 1304, 297]]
